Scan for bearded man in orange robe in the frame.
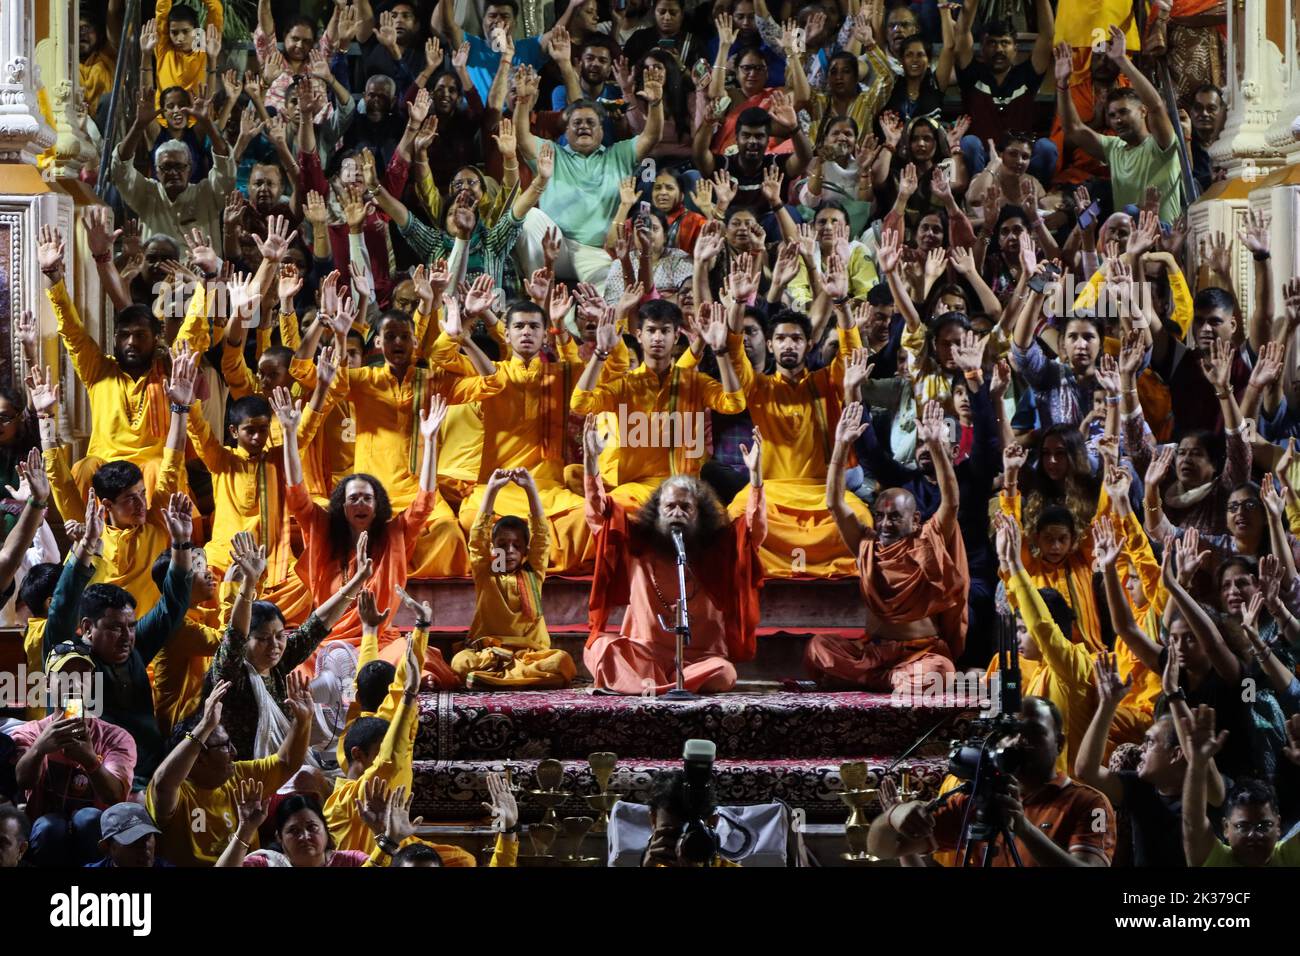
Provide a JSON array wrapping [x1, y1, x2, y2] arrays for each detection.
[[581, 415, 766, 696]]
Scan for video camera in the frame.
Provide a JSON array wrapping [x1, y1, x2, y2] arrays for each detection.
[[677, 739, 720, 865], [942, 612, 1028, 854]]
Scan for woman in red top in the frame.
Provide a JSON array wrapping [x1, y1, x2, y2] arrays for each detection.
[[650, 170, 708, 255], [274, 387, 457, 685]]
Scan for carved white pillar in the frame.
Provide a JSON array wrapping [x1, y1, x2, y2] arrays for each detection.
[[1189, 0, 1287, 313], [36, 0, 96, 180], [1212, 0, 1286, 175], [0, 0, 55, 163]]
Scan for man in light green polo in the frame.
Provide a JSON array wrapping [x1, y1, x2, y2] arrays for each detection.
[[514, 64, 664, 286]]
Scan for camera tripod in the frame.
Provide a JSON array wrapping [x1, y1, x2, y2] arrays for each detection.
[[960, 806, 1024, 868]]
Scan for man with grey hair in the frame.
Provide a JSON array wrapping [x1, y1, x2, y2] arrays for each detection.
[[513, 63, 664, 285], [111, 85, 233, 247], [341, 74, 405, 169], [579, 414, 766, 696]]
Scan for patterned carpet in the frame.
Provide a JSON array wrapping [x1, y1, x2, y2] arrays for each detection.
[[410, 756, 953, 822], [414, 689, 978, 762]]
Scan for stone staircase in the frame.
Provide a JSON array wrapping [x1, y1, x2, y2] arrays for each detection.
[[398, 577, 976, 866], [399, 576, 865, 682]]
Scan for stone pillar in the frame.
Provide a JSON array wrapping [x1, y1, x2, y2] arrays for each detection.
[[1191, 0, 1288, 311], [0, 0, 55, 163], [36, 0, 97, 182], [0, 0, 96, 448]]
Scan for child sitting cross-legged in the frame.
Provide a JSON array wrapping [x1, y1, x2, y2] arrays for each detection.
[[450, 467, 576, 689]]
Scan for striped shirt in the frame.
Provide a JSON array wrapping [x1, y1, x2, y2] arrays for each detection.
[[398, 185, 524, 300]]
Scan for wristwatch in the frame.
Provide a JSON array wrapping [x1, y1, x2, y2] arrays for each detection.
[[375, 835, 401, 855]]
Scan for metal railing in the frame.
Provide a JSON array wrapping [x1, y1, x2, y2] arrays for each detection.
[[95, 0, 143, 200]]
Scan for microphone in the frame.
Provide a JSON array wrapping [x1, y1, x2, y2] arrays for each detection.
[[670, 523, 687, 561]]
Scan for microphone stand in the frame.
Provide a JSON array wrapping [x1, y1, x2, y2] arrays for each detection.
[[658, 529, 696, 700]]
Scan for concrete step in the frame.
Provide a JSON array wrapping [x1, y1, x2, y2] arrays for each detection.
[[416, 822, 900, 868], [423, 628, 833, 684], [404, 575, 865, 683], [397, 575, 865, 631], [409, 755, 950, 824], [413, 688, 976, 762]]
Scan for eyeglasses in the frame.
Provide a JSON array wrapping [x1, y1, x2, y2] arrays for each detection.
[[738, 63, 768, 73], [1231, 820, 1277, 836], [200, 738, 235, 754], [450, 179, 479, 192], [1226, 500, 1261, 513]]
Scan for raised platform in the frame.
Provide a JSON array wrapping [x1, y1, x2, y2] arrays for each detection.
[[410, 755, 952, 824], [415, 822, 887, 867], [407, 686, 976, 825], [414, 689, 973, 761], [398, 575, 865, 631]]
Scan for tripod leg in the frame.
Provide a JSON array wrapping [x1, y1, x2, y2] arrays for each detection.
[[1001, 826, 1024, 867]]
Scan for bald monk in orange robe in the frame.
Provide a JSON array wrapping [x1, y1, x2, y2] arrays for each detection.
[[805, 400, 969, 692], [580, 415, 767, 695]]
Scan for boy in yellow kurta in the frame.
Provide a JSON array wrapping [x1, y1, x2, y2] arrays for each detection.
[[430, 296, 604, 574], [334, 592, 414, 767], [180, 352, 335, 623], [991, 512, 1098, 776], [451, 467, 576, 688], [997, 440, 1119, 654], [20, 564, 58, 717], [286, 320, 360, 505], [37, 224, 207, 497], [34, 349, 190, 617], [718, 305, 871, 578], [147, 546, 243, 735], [571, 301, 747, 509], [324, 311, 505, 577], [324, 633, 471, 860], [151, 0, 222, 99]]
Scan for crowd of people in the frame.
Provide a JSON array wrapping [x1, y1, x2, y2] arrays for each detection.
[[0, 0, 1294, 868]]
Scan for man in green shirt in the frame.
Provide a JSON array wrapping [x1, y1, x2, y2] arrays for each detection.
[[1181, 705, 1300, 866], [514, 64, 664, 286], [1054, 27, 1183, 223]]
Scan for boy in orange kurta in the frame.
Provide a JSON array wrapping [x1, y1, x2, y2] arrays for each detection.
[[806, 401, 969, 692], [274, 390, 458, 685]]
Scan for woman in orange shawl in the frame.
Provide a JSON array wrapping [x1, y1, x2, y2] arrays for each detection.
[[273, 388, 458, 686]]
